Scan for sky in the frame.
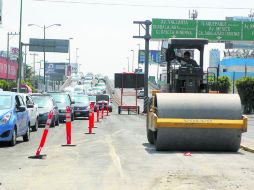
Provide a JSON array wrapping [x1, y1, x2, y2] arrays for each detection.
[[0, 0, 254, 78]]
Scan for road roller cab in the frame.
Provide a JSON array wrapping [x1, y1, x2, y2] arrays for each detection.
[[147, 38, 248, 151], [165, 38, 208, 93]]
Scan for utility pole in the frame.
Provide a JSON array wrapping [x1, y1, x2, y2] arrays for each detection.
[[17, 0, 23, 92], [133, 20, 152, 113], [6, 32, 19, 81], [30, 53, 38, 76]]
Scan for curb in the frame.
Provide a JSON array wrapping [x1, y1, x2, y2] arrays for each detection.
[[240, 145, 254, 153]]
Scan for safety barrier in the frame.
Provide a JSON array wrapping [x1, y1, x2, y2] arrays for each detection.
[[28, 110, 54, 159]]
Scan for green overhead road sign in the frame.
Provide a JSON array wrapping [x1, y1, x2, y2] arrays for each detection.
[[197, 20, 242, 41], [152, 19, 196, 39], [152, 18, 254, 41], [242, 22, 254, 41]]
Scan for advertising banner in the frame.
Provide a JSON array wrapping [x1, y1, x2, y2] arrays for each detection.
[[71, 63, 78, 74], [0, 57, 18, 80]]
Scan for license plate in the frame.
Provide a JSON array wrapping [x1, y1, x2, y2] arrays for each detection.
[[76, 112, 80, 115]]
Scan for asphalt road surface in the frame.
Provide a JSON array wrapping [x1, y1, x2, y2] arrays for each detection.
[[0, 100, 254, 190]]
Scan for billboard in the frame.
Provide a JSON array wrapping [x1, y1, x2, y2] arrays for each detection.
[[0, 57, 18, 80], [138, 50, 161, 64], [45, 63, 67, 81]]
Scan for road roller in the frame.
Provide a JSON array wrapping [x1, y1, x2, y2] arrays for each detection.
[[147, 38, 247, 151]]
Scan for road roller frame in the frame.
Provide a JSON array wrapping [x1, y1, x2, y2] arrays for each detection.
[[146, 39, 248, 151]]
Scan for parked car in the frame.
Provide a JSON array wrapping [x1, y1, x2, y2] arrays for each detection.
[[31, 94, 59, 127], [11, 84, 33, 93], [95, 83, 106, 94], [88, 95, 97, 112], [72, 94, 90, 118], [48, 92, 75, 122], [96, 94, 113, 112], [137, 90, 144, 99], [0, 92, 30, 146], [20, 93, 39, 131]]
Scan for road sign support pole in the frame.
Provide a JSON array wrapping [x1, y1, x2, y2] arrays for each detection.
[[133, 20, 152, 113]]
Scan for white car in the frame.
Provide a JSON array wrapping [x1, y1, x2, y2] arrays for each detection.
[[20, 94, 39, 131]]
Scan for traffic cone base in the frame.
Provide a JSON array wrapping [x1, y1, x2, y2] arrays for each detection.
[[28, 155, 47, 159]]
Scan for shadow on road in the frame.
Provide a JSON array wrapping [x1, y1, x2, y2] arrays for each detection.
[[0, 140, 24, 148], [143, 143, 245, 155]]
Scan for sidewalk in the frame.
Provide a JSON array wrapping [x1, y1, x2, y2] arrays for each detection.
[[241, 114, 254, 152]]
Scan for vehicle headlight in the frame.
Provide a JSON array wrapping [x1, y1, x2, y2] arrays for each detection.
[[0, 112, 12, 125]]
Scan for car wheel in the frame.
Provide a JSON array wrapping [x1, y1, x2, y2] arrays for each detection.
[[9, 129, 17, 146], [23, 128, 30, 142], [32, 119, 39, 132], [50, 117, 56, 128], [55, 116, 59, 126]]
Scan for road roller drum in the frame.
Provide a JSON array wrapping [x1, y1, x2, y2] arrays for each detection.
[[147, 93, 247, 151]]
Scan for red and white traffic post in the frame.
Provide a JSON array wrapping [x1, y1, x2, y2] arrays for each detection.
[[28, 110, 54, 159], [106, 102, 109, 116], [90, 102, 95, 128], [62, 106, 76, 146], [101, 101, 104, 119], [87, 102, 95, 134], [96, 102, 100, 122]]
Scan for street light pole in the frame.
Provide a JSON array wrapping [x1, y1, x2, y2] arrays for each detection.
[[131, 50, 134, 72], [137, 44, 140, 70], [43, 25, 46, 91], [28, 23, 61, 92], [68, 38, 73, 65], [127, 57, 129, 72]]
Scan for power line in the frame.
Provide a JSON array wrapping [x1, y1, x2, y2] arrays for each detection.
[[33, 0, 253, 10]]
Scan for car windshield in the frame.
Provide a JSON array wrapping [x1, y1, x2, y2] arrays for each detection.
[[72, 96, 89, 104], [74, 87, 83, 91], [32, 96, 53, 108], [88, 96, 96, 102], [96, 83, 105, 86], [50, 94, 70, 104], [0, 95, 12, 110]]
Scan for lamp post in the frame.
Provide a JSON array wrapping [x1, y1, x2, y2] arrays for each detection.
[[131, 50, 134, 72], [76, 48, 79, 72], [126, 57, 129, 72], [30, 53, 38, 76], [28, 23, 61, 91], [137, 44, 140, 70], [68, 38, 73, 65]]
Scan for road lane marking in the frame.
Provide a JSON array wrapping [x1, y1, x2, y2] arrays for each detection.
[[105, 136, 124, 178]]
